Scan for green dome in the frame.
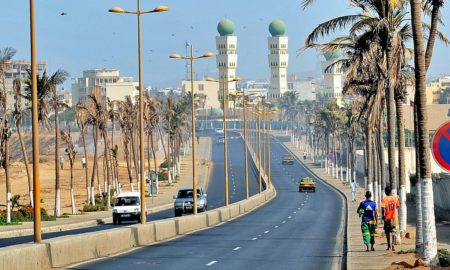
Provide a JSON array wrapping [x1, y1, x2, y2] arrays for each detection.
[[269, 20, 286, 36], [217, 19, 235, 36], [323, 50, 343, 61]]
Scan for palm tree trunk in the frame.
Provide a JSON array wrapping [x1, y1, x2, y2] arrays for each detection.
[[123, 141, 133, 192], [70, 161, 75, 215], [15, 119, 33, 207], [167, 118, 172, 184], [54, 104, 61, 217], [81, 126, 90, 204], [414, 105, 424, 254], [410, 0, 438, 265], [378, 116, 387, 197], [366, 127, 373, 195], [130, 130, 139, 185], [150, 132, 159, 194], [102, 131, 111, 209], [90, 126, 98, 205], [385, 48, 398, 195], [396, 98, 407, 233], [3, 138, 11, 223]]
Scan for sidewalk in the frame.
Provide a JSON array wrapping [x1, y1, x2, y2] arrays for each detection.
[[275, 132, 450, 270], [0, 136, 212, 239]]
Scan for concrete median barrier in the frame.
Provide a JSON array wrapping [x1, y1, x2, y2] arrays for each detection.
[[154, 219, 177, 241], [219, 207, 230, 222], [48, 227, 137, 268], [206, 210, 220, 226], [131, 223, 156, 245], [229, 204, 240, 218], [176, 214, 208, 234], [0, 243, 51, 270]]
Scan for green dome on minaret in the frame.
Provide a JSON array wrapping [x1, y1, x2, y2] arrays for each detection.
[[217, 19, 235, 36], [323, 50, 343, 61], [269, 19, 286, 36]]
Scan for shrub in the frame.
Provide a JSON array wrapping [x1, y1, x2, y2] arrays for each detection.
[[439, 249, 450, 267], [82, 204, 107, 212], [0, 207, 55, 224]]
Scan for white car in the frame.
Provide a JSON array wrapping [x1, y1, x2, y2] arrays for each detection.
[[112, 192, 141, 224]]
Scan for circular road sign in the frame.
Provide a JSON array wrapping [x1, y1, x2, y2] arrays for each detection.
[[432, 121, 450, 172]]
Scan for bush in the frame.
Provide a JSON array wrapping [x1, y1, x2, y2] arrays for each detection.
[[439, 249, 450, 267], [159, 160, 173, 169], [82, 204, 107, 212], [0, 207, 55, 224]]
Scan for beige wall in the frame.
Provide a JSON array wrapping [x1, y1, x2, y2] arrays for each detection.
[[182, 80, 221, 109], [403, 104, 450, 131]]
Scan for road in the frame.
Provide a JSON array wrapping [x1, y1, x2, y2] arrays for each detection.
[[72, 135, 346, 270], [0, 132, 260, 248]]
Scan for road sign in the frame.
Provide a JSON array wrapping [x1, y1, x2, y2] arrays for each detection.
[[432, 121, 450, 171]]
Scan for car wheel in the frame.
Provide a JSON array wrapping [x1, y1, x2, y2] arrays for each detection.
[[299, 188, 301, 192], [117, 217, 122, 225], [175, 210, 182, 217], [113, 216, 117, 225], [137, 214, 141, 223]]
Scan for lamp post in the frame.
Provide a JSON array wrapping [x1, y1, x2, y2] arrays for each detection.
[[109, 2, 168, 224], [170, 46, 213, 214], [29, 0, 41, 243], [206, 77, 240, 206], [255, 106, 263, 193], [265, 107, 279, 189]]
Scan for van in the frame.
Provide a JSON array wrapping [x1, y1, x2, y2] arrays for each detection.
[[112, 192, 141, 224]]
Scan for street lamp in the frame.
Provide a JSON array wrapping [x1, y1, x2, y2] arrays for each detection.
[[252, 105, 263, 193], [170, 46, 213, 214], [29, 0, 42, 243], [206, 76, 240, 206], [265, 107, 279, 189], [109, 1, 168, 224]]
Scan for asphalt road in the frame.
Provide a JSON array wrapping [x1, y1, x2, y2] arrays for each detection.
[[72, 135, 346, 270], [0, 132, 260, 248]]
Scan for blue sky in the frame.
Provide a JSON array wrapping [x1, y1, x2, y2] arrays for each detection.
[[2, 0, 450, 89]]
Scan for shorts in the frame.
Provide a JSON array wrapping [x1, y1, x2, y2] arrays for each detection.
[[384, 219, 396, 233]]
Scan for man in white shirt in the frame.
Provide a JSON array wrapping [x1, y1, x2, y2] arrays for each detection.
[[351, 180, 357, 201]]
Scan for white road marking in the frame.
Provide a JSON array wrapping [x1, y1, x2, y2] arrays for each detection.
[[264, 230, 270, 234], [233, 247, 241, 251], [282, 220, 286, 224], [274, 225, 279, 228], [288, 216, 292, 219], [293, 211, 297, 214], [297, 207, 301, 210], [251, 237, 258, 241], [206, 261, 217, 266], [301, 204, 304, 206]]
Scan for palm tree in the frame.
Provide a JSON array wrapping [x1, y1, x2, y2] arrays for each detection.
[[24, 68, 69, 216], [409, 0, 447, 265], [12, 78, 34, 207], [0, 47, 15, 223], [144, 94, 161, 193], [60, 129, 76, 214], [117, 97, 135, 191], [76, 104, 91, 204]]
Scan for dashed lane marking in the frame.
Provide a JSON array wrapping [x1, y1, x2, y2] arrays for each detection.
[[206, 261, 217, 266], [282, 220, 286, 224], [251, 237, 258, 241], [264, 230, 270, 234], [233, 247, 241, 251], [274, 225, 279, 228]]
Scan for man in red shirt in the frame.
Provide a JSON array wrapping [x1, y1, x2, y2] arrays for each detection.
[[381, 186, 400, 251]]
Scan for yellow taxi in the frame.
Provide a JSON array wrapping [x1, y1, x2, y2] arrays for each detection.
[[299, 177, 316, 192]]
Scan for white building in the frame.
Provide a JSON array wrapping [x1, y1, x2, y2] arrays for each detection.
[[2, 60, 46, 111], [181, 79, 221, 109], [318, 51, 344, 106], [216, 19, 238, 107], [287, 75, 316, 101], [268, 20, 289, 100], [57, 89, 73, 108], [71, 69, 138, 105], [238, 81, 270, 98]]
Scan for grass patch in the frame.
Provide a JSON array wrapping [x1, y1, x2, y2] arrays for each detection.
[[397, 248, 415, 254]]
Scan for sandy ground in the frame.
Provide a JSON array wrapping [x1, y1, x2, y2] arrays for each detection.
[[0, 130, 166, 215]]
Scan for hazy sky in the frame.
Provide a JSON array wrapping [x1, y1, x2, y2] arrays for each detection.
[[2, 0, 450, 89]]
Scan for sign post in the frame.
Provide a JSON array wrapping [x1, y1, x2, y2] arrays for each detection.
[[432, 121, 450, 172]]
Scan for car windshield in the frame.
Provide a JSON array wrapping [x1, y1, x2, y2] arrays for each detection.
[[177, 189, 202, 198], [115, 196, 140, 206], [284, 155, 292, 159], [302, 178, 313, 182]]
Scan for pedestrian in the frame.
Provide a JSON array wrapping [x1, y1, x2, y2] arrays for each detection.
[[197, 135, 200, 144], [82, 157, 87, 169], [60, 155, 64, 170], [303, 151, 307, 161], [357, 191, 378, 252], [350, 180, 357, 201], [381, 186, 400, 251]]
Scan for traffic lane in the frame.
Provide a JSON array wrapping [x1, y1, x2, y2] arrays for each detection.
[[73, 135, 344, 270], [206, 132, 259, 209]]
